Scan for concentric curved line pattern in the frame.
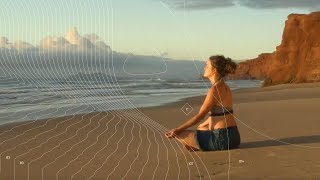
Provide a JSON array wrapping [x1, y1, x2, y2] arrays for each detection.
[[1, 0, 318, 179], [0, 98, 89, 175], [118, 112, 191, 179], [70, 114, 122, 180], [0, 102, 81, 152], [13, 107, 99, 180], [94, 0, 208, 178], [105, 118, 135, 179], [25, 109, 94, 175], [106, 0, 209, 177], [111, 3, 211, 178], [0, 45, 102, 179], [56, 113, 115, 179], [0, 1, 217, 179], [0, 100, 85, 141], [56, 112, 116, 179], [86, 117, 129, 180], [70, 0, 170, 179], [99, 0, 198, 177], [0, 1, 105, 179], [150, 124, 161, 180], [119, 119, 147, 180], [0, 103, 65, 173], [0, 1, 130, 179], [0, 105, 90, 178], [40, 112, 108, 180], [85, 1, 203, 179], [0, 42, 94, 158], [137, 122, 153, 180], [21, 112, 108, 179]]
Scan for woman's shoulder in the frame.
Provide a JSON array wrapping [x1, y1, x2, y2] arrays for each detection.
[[210, 80, 231, 94], [210, 79, 227, 89]]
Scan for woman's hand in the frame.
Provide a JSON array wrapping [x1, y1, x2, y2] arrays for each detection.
[[165, 128, 181, 138]]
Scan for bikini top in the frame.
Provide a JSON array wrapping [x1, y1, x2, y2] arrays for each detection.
[[209, 105, 233, 116]]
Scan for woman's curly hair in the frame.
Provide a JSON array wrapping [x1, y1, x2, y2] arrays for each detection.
[[209, 55, 237, 78]]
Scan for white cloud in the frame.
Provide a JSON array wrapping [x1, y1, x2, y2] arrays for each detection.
[[64, 27, 81, 45], [83, 33, 111, 51], [163, 0, 235, 10], [164, 0, 320, 10], [239, 0, 320, 9], [39, 36, 73, 50], [0, 27, 112, 53], [39, 27, 111, 52]]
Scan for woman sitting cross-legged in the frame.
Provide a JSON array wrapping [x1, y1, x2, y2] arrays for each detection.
[[165, 55, 241, 151]]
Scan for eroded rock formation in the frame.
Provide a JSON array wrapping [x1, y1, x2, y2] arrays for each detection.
[[231, 11, 320, 87]]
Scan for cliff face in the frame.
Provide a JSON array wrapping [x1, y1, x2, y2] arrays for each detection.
[[231, 11, 320, 87]]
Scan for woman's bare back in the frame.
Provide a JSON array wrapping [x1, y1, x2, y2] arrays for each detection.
[[197, 81, 237, 130]]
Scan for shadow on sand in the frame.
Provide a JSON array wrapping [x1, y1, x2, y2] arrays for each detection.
[[240, 135, 320, 149]]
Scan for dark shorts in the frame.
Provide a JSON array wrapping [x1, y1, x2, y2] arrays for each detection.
[[195, 126, 241, 151]]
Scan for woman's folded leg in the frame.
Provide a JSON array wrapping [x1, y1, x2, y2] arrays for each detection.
[[175, 130, 200, 151]]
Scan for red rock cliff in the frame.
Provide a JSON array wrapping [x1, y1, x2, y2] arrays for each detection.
[[231, 11, 320, 87]]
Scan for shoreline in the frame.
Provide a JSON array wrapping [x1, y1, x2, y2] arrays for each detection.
[[2, 81, 320, 129]]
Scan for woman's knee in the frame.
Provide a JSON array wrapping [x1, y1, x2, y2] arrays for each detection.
[[175, 130, 199, 150], [176, 130, 193, 139]]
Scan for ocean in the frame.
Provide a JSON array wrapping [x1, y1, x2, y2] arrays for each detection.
[[0, 78, 261, 125]]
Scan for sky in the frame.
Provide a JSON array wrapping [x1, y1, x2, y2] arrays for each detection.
[[0, 0, 319, 61]]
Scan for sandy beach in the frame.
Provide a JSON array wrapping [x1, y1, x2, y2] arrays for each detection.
[[1, 82, 320, 180]]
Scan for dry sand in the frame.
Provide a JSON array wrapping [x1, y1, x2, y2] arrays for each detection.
[[1, 82, 320, 179]]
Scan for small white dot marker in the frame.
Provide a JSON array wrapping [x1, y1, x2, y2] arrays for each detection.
[[239, 160, 244, 163], [6, 156, 10, 159], [181, 103, 193, 115], [188, 162, 194, 165], [19, 161, 24, 165]]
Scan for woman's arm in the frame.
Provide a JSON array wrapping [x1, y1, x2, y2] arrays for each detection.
[[176, 87, 218, 132], [165, 86, 220, 138]]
